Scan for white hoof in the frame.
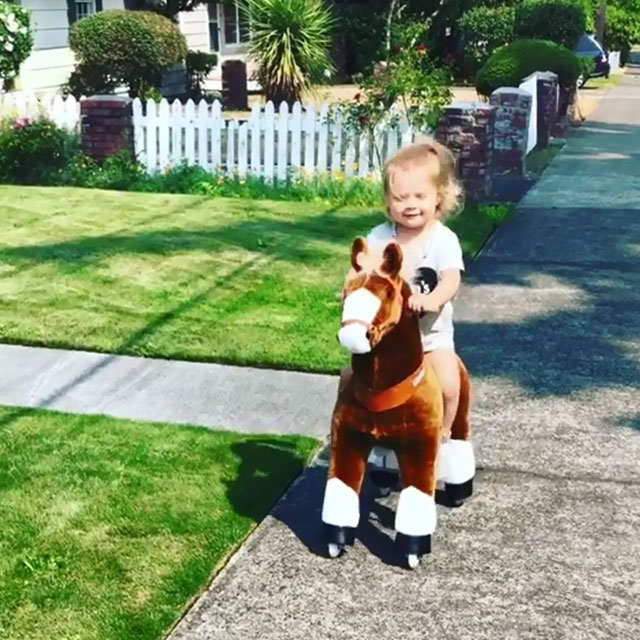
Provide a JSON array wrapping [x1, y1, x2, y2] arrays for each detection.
[[407, 554, 420, 570], [328, 543, 341, 558], [395, 487, 437, 537], [438, 439, 476, 485]]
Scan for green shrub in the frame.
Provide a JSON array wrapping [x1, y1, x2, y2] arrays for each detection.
[[0, 116, 75, 185], [0, 1, 33, 90], [459, 6, 515, 80], [67, 10, 187, 98], [476, 38, 581, 96], [185, 50, 218, 100], [514, 0, 586, 49], [239, 0, 335, 105]]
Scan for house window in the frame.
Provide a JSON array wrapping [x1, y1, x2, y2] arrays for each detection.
[[207, 2, 219, 52], [75, 1, 97, 20], [223, 2, 250, 46]]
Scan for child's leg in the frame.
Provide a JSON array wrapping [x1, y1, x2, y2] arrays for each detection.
[[424, 348, 460, 440]]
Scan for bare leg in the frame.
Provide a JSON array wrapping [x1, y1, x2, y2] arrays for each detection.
[[424, 349, 460, 440]]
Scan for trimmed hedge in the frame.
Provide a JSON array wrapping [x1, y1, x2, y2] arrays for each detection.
[[476, 38, 581, 97], [514, 0, 586, 50], [67, 9, 187, 98]]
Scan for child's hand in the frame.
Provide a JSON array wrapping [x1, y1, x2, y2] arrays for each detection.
[[408, 293, 441, 314]]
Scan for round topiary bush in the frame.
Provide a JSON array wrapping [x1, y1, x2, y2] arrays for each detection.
[[0, 1, 34, 90], [475, 38, 581, 97], [68, 9, 187, 98], [514, 0, 586, 50]]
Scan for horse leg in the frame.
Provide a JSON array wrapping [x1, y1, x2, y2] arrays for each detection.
[[321, 424, 371, 556], [394, 428, 440, 567], [439, 356, 476, 507]]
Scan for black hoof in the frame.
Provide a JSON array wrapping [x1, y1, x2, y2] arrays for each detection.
[[323, 523, 356, 547], [396, 532, 432, 556], [369, 468, 399, 491], [444, 478, 473, 508]]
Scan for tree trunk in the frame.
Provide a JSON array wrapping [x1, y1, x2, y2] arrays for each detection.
[[595, 1, 606, 45]]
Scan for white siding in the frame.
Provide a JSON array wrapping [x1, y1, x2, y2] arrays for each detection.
[[17, 48, 76, 94], [179, 5, 210, 52], [103, 0, 126, 8], [24, 0, 69, 51]]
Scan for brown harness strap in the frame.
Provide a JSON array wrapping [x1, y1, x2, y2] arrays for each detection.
[[354, 363, 425, 413]]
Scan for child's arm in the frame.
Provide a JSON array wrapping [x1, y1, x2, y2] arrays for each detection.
[[408, 269, 461, 313]]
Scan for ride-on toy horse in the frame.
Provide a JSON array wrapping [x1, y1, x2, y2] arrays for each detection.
[[321, 237, 475, 569]]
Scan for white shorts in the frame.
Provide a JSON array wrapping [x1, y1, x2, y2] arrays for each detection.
[[423, 331, 455, 353]]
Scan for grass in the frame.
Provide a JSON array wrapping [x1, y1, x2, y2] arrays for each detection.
[[581, 73, 624, 91], [526, 139, 566, 179], [0, 186, 508, 373], [0, 405, 318, 640]]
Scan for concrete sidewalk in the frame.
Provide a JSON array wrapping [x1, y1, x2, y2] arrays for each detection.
[[163, 72, 640, 638], [0, 344, 336, 437]]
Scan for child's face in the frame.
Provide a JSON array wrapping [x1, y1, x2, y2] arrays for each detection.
[[386, 167, 439, 231]]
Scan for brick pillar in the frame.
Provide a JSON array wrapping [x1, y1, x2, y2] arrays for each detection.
[[81, 95, 134, 162], [490, 87, 532, 176], [535, 71, 559, 148], [435, 102, 497, 201]]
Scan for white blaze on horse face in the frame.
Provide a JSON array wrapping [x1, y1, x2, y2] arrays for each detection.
[[338, 288, 382, 354]]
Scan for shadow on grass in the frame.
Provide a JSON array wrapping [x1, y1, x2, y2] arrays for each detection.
[[224, 438, 316, 523], [0, 207, 381, 269]]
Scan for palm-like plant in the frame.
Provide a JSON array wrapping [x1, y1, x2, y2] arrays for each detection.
[[239, 0, 335, 105]]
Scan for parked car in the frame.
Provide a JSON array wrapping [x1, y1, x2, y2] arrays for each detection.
[[574, 34, 611, 87]]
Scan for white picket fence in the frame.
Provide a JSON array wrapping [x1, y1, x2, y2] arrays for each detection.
[[132, 98, 420, 179], [0, 91, 81, 131]]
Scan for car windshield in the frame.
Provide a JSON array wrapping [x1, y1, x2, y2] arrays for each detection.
[[575, 35, 602, 54]]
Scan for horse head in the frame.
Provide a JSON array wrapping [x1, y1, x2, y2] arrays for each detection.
[[338, 236, 412, 354]]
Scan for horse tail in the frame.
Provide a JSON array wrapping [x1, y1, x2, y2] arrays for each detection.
[[450, 356, 472, 441]]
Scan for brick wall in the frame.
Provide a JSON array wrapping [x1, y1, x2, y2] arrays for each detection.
[[490, 87, 532, 176], [535, 71, 559, 148], [436, 102, 497, 201], [80, 96, 134, 162]]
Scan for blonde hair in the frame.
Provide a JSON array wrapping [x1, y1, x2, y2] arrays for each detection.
[[383, 137, 463, 220]]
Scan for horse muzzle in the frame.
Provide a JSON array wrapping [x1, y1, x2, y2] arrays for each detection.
[[338, 288, 382, 354], [338, 319, 372, 354]]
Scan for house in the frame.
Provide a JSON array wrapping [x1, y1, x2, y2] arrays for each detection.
[[11, 1, 256, 95], [12, 1, 127, 94], [179, 2, 258, 91]]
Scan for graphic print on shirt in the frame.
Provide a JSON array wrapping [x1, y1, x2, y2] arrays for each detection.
[[414, 266, 438, 294]]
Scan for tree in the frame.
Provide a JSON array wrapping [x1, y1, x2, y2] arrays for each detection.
[[127, 0, 206, 20]]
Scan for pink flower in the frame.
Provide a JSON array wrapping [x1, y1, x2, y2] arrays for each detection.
[[14, 117, 33, 130]]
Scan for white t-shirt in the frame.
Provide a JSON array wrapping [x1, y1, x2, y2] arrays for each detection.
[[366, 221, 465, 350]]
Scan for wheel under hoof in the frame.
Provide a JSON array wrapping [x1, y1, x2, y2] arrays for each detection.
[[324, 524, 355, 558], [444, 478, 473, 508], [369, 468, 399, 496], [396, 533, 431, 569]]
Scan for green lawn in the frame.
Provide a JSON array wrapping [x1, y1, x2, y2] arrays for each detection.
[[0, 186, 504, 372], [0, 406, 318, 640]]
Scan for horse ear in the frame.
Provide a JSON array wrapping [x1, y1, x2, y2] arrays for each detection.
[[381, 242, 403, 279], [350, 236, 368, 271]]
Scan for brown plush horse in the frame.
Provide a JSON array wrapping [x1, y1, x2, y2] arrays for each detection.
[[321, 237, 475, 569]]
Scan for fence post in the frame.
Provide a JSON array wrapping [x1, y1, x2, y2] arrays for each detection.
[[490, 87, 532, 176], [436, 102, 497, 201], [80, 95, 134, 162]]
